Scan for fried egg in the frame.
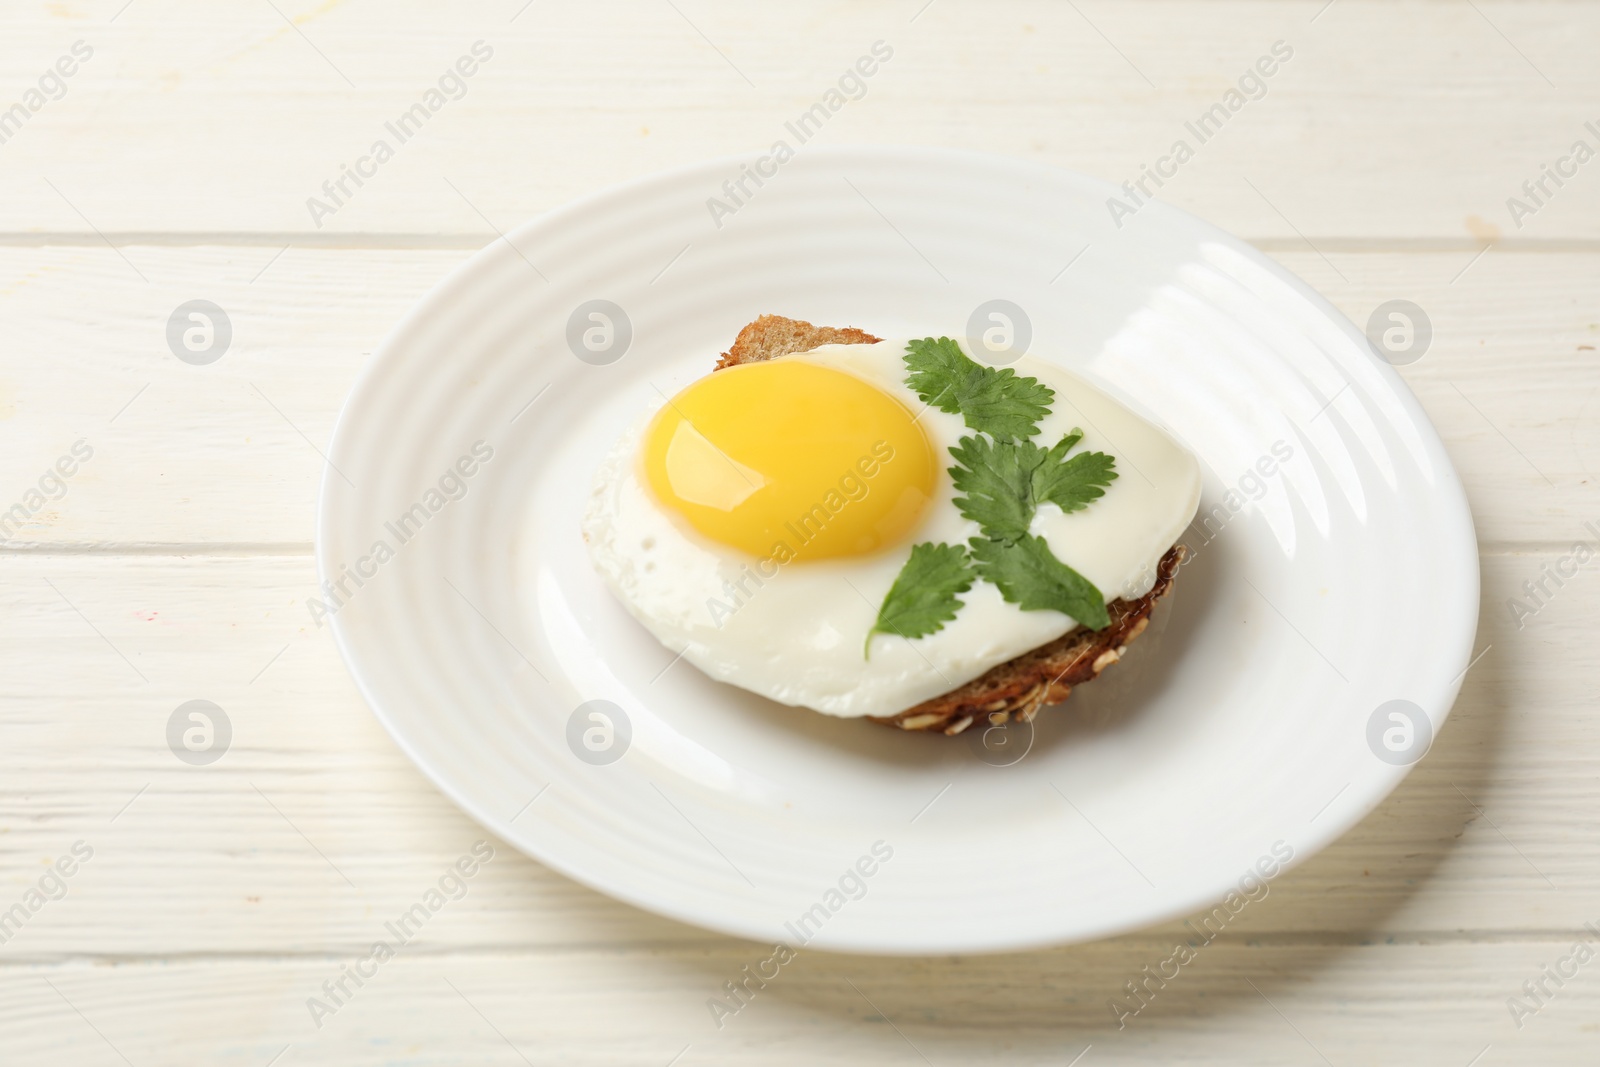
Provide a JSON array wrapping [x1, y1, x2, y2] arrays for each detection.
[[582, 339, 1201, 718]]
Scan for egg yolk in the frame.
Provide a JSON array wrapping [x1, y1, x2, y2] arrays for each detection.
[[642, 360, 937, 561]]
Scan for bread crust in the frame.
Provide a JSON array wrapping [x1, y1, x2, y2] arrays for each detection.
[[715, 314, 881, 369], [713, 315, 1182, 735]]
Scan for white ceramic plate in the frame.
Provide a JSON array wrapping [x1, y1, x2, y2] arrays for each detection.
[[319, 147, 1478, 954]]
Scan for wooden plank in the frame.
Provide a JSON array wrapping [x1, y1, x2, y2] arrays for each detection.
[[0, 247, 1594, 547], [0, 942, 1593, 1065], [0, 2, 1594, 239], [0, 551, 1591, 959]]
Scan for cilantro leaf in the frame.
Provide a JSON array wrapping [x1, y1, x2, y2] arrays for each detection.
[[948, 435, 1040, 542], [865, 542, 976, 657], [902, 336, 972, 412], [1032, 428, 1118, 514], [968, 534, 1110, 630], [904, 337, 1053, 442]]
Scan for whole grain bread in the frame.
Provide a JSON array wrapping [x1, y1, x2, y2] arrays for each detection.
[[714, 314, 1184, 735]]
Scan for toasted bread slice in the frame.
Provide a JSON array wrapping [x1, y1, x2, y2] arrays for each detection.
[[713, 315, 1183, 735]]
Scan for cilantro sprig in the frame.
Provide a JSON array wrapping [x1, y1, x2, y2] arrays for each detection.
[[905, 336, 1054, 442], [865, 542, 977, 657], [950, 430, 1118, 543], [865, 338, 1120, 656]]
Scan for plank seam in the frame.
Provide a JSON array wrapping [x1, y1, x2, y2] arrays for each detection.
[[0, 933, 1591, 966], [1, 234, 1599, 252]]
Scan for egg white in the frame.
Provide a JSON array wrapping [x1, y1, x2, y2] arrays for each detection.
[[581, 340, 1201, 719]]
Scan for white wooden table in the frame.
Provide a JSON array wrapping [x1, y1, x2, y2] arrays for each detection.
[[2, 2, 1596, 1063]]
